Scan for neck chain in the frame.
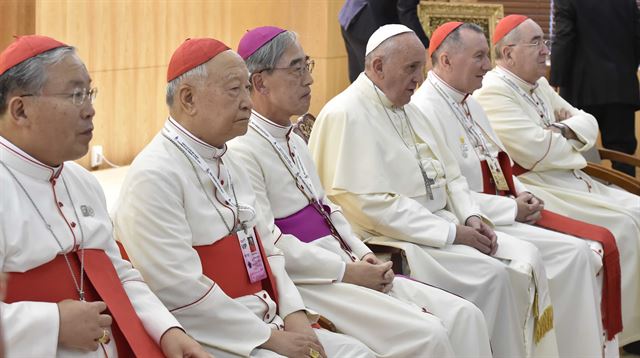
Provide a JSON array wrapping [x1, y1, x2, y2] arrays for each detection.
[[373, 86, 435, 200], [1, 160, 86, 301], [497, 70, 551, 127]]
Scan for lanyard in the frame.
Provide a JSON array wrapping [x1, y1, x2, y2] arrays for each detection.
[[497, 71, 551, 127], [429, 78, 495, 158], [249, 113, 320, 201], [162, 123, 253, 232]]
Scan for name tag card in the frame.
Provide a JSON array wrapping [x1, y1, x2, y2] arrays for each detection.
[[486, 156, 510, 191], [237, 228, 267, 283]]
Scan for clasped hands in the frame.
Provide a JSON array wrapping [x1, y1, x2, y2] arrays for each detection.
[[454, 216, 498, 255], [343, 253, 394, 293]]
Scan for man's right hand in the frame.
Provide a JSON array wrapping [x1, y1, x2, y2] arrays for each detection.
[[57, 299, 112, 351], [454, 224, 494, 255], [342, 260, 394, 293], [515, 192, 543, 224], [261, 330, 325, 358]]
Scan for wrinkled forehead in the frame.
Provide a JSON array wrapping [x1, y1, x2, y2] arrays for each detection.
[[44, 53, 91, 88], [518, 19, 544, 41], [277, 40, 307, 67], [206, 51, 249, 83]]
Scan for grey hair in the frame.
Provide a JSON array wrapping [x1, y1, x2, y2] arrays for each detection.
[[0, 46, 76, 115], [244, 31, 298, 76], [431, 23, 485, 66], [165, 61, 208, 106], [364, 35, 400, 69], [495, 27, 521, 60]]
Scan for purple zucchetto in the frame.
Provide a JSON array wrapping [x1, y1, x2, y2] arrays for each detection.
[[237, 26, 287, 60]]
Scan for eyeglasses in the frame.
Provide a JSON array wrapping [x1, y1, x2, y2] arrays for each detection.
[[507, 39, 551, 50], [21, 87, 98, 106], [269, 58, 315, 78]]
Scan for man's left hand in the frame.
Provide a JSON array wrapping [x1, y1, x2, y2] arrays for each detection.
[[160, 327, 212, 358], [284, 311, 327, 358], [466, 216, 498, 255]]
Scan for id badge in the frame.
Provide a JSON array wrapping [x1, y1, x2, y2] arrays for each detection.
[[487, 157, 509, 191], [237, 227, 268, 283]]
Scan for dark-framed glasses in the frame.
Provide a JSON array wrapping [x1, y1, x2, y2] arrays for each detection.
[[21, 87, 98, 106], [271, 58, 315, 78]]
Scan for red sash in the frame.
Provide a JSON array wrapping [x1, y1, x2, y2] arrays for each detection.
[[194, 230, 279, 305], [5, 250, 163, 357], [481, 152, 622, 339]]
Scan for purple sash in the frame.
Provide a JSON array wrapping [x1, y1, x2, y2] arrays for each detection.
[[274, 203, 333, 243]]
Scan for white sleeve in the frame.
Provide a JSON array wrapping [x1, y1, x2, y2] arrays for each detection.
[[332, 191, 453, 248]]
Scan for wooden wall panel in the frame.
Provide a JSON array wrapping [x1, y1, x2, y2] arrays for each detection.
[[477, 0, 551, 38], [0, 0, 35, 50], [14, 0, 350, 169]]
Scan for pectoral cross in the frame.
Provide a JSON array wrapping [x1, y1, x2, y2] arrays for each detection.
[[418, 161, 435, 200]]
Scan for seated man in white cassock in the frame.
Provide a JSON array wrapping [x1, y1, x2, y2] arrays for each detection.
[[474, 14, 640, 349], [112, 37, 374, 358], [309, 24, 559, 358], [227, 25, 493, 358], [0, 35, 209, 358], [411, 21, 622, 357]]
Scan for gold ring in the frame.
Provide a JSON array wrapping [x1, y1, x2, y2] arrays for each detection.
[[309, 348, 320, 358], [97, 329, 110, 345]]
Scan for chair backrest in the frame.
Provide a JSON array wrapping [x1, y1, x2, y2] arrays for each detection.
[[291, 113, 316, 144]]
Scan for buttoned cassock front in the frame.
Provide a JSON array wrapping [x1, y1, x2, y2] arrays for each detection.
[[309, 73, 558, 358], [413, 71, 611, 357], [0, 136, 180, 357], [227, 111, 493, 357], [113, 119, 372, 358], [475, 67, 640, 346]]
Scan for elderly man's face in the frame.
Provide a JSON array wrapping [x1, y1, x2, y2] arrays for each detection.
[[378, 33, 426, 107], [508, 20, 549, 83], [19, 54, 95, 165], [447, 29, 491, 93], [261, 41, 313, 121], [194, 51, 252, 147]]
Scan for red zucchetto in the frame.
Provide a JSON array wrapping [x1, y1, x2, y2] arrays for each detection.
[[428, 21, 463, 56], [0, 35, 68, 76], [167, 38, 230, 82], [493, 15, 529, 45]]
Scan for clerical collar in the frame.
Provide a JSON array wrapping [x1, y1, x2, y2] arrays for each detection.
[[0, 134, 63, 182], [428, 71, 468, 103], [358, 73, 397, 109], [495, 66, 538, 93], [165, 117, 227, 159], [251, 110, 292, 140]]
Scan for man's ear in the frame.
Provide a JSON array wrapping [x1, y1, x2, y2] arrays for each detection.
[[251, 72, 268, 95], [371, 56, 385, 79], [178, 84, 197, 115], [7, 96, 30, 127]]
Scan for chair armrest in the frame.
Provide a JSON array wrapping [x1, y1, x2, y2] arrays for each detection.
[[583, 163, 640, 195], [598, 148, 640, 168], [368, 244, 404, 274]]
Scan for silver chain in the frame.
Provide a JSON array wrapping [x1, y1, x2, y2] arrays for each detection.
[[1, 160, 86, 301]]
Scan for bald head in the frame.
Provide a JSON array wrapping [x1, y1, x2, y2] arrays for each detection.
[[365, 32, 426, 107]]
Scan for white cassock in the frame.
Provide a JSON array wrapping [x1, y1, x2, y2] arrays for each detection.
[[309, 73, 559, 358], [0, 135, 180, 357], [412, 71, 614, 357], [475, 66, 640, 346], [113, 118, 373, 358], [227, 110, 493, 357]]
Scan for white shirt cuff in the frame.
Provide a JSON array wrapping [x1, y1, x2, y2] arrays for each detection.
[[336, 261, 347, 282], [446, 223, 456, 245]]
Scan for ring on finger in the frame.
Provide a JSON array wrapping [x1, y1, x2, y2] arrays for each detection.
[[97, 329, 111, 345], [309, 348, 320, 358]]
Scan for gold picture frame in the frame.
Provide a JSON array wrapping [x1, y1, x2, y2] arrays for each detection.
[[418, 1, 504, 64]]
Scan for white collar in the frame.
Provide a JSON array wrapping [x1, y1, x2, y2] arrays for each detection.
[[355, 72, 399, 110], [428, 71, 469, 103], [250, 110, 292, 140], [495, 66, 539, 93], [0, 135, 63, 182], [165, 117, 227, 159]]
